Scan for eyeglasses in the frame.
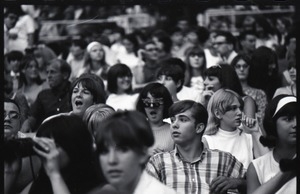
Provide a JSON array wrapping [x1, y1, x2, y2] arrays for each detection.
[[142, 98, 164, 108], [235, 64, 249, 69], [4, 111, 20, 120]]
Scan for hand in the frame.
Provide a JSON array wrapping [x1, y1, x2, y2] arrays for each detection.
[[210, 176, 241, 194], [200, 90, 214, 105], [239, 114, 259, 134], [33, 137, 61, 178], [137, 49, 146, 59]]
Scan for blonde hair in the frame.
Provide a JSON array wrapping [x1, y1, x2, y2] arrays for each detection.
[[83, 104, 115, 137], [205, 88, 243, 135]]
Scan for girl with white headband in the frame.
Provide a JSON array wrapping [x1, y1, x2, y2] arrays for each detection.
[[247, 94, 296, 194], [78, 41, 110, 86]]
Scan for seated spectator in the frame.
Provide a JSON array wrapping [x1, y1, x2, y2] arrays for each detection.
[[5, 50, 24, 93], [247, 95, 296, 193], [29, 114, 105, 194], [273, 59, 296, 98], [146, 100, 247, 194], [66, 39, 87, 82], [91, 111, 177, 194], [83, 103, 115, 146], [231, 54, 267, 129], [156, 58, 199, 102], [18, 55, 49, 108], [21, 59, 72, 132], [169, 27, 185, 60], [183, 46, 206, 92], [151, 29, 173, 61], [203, 89, 268, 168], [136, 83, 174, 155], [248, 46, 281, 101], [238, 30, 257, 58], [106, 64, 139, 111], [78, 41, 110, 86]]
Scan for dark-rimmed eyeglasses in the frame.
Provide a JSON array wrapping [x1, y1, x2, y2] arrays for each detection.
[[142, 98, 164, 108], [4, 111, 20, 120]]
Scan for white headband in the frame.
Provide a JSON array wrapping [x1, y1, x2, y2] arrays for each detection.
[[86, 41, 102, 53], [272, 96, 296, 117]]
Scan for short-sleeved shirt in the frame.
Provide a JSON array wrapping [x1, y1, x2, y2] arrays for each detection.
[[146, 146, 245, 194]]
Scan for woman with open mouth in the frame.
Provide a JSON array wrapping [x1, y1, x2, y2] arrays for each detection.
[[136, 83, 174, 155], [203, 88, 269, 169], [70, 73, 106, 118]]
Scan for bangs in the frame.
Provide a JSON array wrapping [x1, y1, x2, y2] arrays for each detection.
[[116, 66, 132, 77], [274, 102, 297, 118], [204, 66, 221, 77], [77, 78, 96, 91], [96, 120, 142, 153]]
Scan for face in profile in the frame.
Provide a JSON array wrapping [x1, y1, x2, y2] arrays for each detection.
[[71, 82, 94, 116], [143, 93, 164, 124], [218, 97, 242, 130], [99, 144, 146, 190], [46, 62, 66, 88], [4, 102, 21, 140], [203, 75, 221, 92], [276, 114, 296, 145], [157, 75, 178, 95]]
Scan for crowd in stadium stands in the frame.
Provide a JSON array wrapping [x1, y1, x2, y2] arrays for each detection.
[[4, 5, 297, 194]]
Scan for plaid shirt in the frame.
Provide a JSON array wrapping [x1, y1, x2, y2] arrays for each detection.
[[146, 146, 246, 194]]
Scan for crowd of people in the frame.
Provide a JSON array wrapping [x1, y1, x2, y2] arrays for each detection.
[[4, 5, 297, 194]]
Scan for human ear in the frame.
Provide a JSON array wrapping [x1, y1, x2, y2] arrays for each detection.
[[176, 80, 182, 89], [195, 123, 205, 134], [214, 109, 222, 120]]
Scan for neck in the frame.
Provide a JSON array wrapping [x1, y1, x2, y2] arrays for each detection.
[[240, 80, 248, 88], [219, 123, 237, 132], [116, 170, 142, 194], [91, 60, 102, 70], [177, 139, 203, 162], [172, 95, 179, 103], [150, 120, 165, 128], [191, 68, 202, 77], [273, 144, 296, 162], [74, 53, 84, 60]]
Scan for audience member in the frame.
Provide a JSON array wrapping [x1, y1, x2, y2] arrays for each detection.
[[248, 46, 281, 101], [78, 41, 110, 85], [29, 114, 105, 194], [231, 54, 267, 128], [136, 83, 174, 155], [18, 55, 49, 108], [106, 63, 139, 111], [21, 59, 72, 132], [5, 51, 24, 93], [92, 111, 177, 194], [146, 100, 247, 194], [212, 30, 238, 64], [183, 46, 206, 92], [203, 89, 268, 168], [238, 30, 257, 57], [66, 39, 87, 82], [151, 29, 173, 61], [247, 95, 296, 193]]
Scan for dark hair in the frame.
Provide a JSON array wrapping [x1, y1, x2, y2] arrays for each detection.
[[70, 73, 106, 105], [123, 33, 139, 55], [194, 26, 210, 45], [95, 111, 155, 155], [215, 31, 236, 48], [20, 55, 44, 86], [156, 58, 185, 92], [184, 46, 207, 86], [239, 30, 257, 41], [36, 115, 102, 193], [248, 46, 280, 100], [151, 29, 172, 53], [71, 39, 87, 50], [6, 50, 24, 62], [260, 95, 297, 148], [4, 6, 24, 17], [48, 58, 72, 80], [4, 98, 20, 113], [136, 83, 173, 119], [107, 63, 133, 94], [169, 100, 208, 130], [205, 64, 245, 97]]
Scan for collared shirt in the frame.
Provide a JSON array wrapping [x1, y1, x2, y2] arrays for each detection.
[[30, 81, 72, 129], [146, 146, 246, 194]]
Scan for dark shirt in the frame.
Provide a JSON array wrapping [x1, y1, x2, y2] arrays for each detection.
[[30, 81, 72, 130]]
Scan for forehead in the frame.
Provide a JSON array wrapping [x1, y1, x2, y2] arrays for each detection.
[[47, 62, 60, 71], [215, 35, 226, 41], [145, 43, 156, 49], [174, 109, 194, 120], [4, 102, 20, 113], [91, 45, 102, 50], [245, 34, 256, 40]]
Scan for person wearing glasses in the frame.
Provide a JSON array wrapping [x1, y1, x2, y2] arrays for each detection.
[[136, 83, 174, 155], [213, 31, 238, 65]]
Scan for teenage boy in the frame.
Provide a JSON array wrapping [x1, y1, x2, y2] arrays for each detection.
[[146, 100, 246, 194]]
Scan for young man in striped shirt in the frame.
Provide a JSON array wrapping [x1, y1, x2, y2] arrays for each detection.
[[146, 100, 246, 194]]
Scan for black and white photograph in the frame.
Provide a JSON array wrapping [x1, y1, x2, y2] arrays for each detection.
[[4, 3, 297, 194]]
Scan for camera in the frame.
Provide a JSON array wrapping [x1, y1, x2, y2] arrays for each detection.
[[4, 138, 47, 160]]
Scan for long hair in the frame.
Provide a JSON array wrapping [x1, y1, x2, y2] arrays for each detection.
[[34, 115, 103, 194], [20, 55, 44, 86], [205, 89, 244, 135]]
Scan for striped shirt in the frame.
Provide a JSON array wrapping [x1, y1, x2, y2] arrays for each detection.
[[146, 146, 246, 194]]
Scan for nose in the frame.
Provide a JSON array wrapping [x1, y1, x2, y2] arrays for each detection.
[[158, 78, 165, 85], [291, 116, 297, 128], [171, 119, 178, 129], [108, 148, 118, 164], [4, 114, 11, 122]]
